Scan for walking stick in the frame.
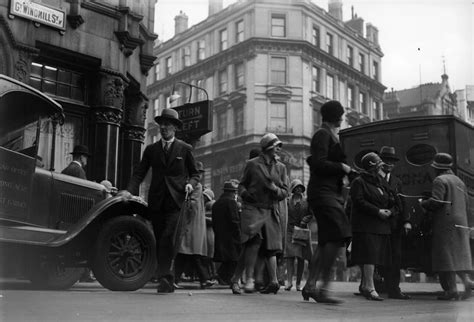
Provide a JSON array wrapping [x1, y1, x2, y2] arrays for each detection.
[[454, 224, 474, 231], [397, 193, 452, 205]]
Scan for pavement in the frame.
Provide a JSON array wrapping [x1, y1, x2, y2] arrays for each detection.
[[1, 280, 473, 322]]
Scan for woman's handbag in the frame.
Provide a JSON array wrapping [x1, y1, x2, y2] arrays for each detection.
[[292, 226, 311, 246]]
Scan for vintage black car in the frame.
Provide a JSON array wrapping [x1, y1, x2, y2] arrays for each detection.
[[0, 74, 156, 291]]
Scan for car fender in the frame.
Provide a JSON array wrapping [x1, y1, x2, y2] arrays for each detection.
[[49, 196, 150, 247]]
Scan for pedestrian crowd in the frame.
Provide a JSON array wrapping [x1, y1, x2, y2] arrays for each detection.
[[65, 99, 472, 303]]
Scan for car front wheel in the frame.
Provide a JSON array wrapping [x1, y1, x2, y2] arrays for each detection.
[[91, 215, 156, 291]]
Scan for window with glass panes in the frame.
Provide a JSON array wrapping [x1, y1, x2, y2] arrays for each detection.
[[235, 62, 244, 89], [182, 46, 191, 67], [219, 69, 228, 94], [347, 85, 354, 109], [359, 53, 365, 73], [312, 65, 320, 92], [271, 57, 286, 85], [234, 106, 244, 135], [30, 62, 85, 101], [153, 99, 160, 117], [326, 74, 334, 99], [270, 102, 287, 131], [165, 56, 172, 76], [196, 79, 206, 101], [326, 33, 333, 55], [155, 63, 160, 81], [372, 61, 379, 81], [360, 92, 368, 115], [372, 101, 381, 120], [312, 26, 320, 47], [271, 15, 286, 37], [220, 29, 228, 51], [217, 111, 226, 140], [236, 20, 244, 43], [312, 105, 321, 132], [197, 40, 205, 61], [347, 46, 353, 66]]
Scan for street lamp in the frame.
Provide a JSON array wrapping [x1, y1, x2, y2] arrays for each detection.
[[170, 81, 209, 104]]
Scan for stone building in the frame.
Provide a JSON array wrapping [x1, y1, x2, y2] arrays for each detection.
[[0, 0, 157, 188], [455, 85, 474, 125], [383, 74, 459, 120], [147, 0, 385, 193]]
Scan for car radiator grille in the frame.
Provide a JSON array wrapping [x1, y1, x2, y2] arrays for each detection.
[[58, 193, 95, 224]]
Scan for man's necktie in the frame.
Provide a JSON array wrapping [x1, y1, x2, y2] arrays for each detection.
[[164, 142, 170, 156]]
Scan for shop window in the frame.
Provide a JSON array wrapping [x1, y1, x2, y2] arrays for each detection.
[[30, 62, 85, 101]]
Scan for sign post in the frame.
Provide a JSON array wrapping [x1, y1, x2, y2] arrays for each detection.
[[173, 100, 213, 145]]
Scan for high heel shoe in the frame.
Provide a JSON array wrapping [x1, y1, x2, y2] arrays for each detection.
[[260, 282, 280, 294], [254, 281, 265, 292], [315, 288, 343, 304], [363, 289, 384, 301], [296, 284, 302, 292], [284, 284, 293, 291], [301, 287, 318, 302], [230, 282, 242, 295]]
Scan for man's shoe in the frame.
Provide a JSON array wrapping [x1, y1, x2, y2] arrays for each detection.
[[230, 282, 242, 295], [156, 278, 174, 293], [200, 279, 217, 289], [388, 291, 410, 300]]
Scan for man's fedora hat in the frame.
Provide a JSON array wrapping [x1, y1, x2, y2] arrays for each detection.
[[70, 145, 91, 156], [223, 180, 239, 191], [379, 146, 399, 162], [154, 108, 183, 128], [431, 153, 453, 170]]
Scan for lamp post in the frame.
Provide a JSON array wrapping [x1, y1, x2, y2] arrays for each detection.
[[170, 81, 209, 104]]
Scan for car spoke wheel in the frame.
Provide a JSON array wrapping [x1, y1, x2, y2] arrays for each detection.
[[91, 216, 156, 291]]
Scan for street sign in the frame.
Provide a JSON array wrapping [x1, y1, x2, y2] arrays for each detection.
[[173, 100, 213, 139]]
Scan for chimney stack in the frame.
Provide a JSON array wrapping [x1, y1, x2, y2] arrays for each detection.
[[328, 0, 343, 21], [209, 0, 223, 16], [174, 11, 188, 35], [366, 23, 379, 45]]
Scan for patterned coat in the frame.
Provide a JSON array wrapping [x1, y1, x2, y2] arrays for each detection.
[[421, 170, 472, 272]]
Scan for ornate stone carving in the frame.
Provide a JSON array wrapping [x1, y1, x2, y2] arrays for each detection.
[[94, 108, 122, 125], [104, 77, 125, 108], [123, 126, 146, 142], [14, 52, 29, 82]]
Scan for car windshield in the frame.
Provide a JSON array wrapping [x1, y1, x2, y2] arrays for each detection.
[[0, 117, 51, 168]]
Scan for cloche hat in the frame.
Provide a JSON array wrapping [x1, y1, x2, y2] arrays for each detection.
[[290, 179, 305, 193], [361, 152, 383, 171], [260, 133, 282, 151]]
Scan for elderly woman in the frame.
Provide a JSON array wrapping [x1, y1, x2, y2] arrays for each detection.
[[421, 153, 472, 300], [284, 179, 313, 291], [350, 152, 393, 301], [230, 133, 289, 294]]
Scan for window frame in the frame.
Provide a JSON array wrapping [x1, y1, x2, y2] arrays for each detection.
[[270, 56, 287, 85], [235, 20, 244, 43], [234, 62, 245, 89], [219, 28, 228, 51], [218, 69, 228, 95], [270, 102, 287, 132], [312, 65, 320, 93], [271, 14, 286, 37], [326, 32, 333, 55], [312, 25, 320, 47], [197, 39, 206, 61], [326, 74, 334, 99]]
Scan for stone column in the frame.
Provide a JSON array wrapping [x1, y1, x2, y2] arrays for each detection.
[[119, 91, 147, 189], [90, 73, 126, 185]]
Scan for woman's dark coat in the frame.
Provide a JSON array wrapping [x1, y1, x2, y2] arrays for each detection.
[[212, 192, 241, 262]]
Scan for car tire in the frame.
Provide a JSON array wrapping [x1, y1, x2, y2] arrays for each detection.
[[91, 215, 156, 291], [27, 261, 85, 290]]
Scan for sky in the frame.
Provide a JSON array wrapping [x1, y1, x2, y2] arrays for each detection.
[[154, 0, 473, 92]]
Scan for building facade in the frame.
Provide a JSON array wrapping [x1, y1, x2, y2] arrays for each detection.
[[0, 0, 157, 188], [383, 74, 459, 120], [455, 85, 474, 125], [147, 0, 385, 194]]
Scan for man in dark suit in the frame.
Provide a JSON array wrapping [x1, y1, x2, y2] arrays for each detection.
[[119, 108, 200, 293], [379, 146, 412, 299], [61, 145, 90, 179]]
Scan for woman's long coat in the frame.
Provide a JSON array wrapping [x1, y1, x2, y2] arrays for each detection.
[[421, 170, 472, 272], [238, 154, 289, 251], [177, 183, 207, 256]]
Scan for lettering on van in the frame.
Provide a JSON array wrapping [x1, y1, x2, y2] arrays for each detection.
[[398, 171, 433, 186]]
